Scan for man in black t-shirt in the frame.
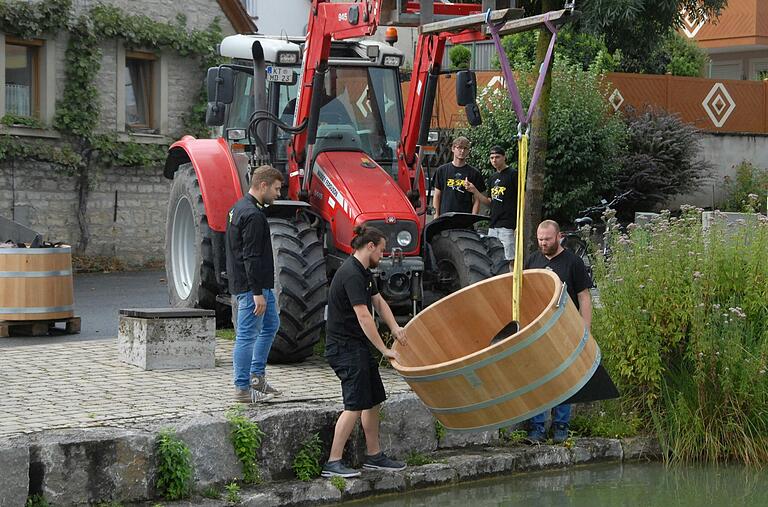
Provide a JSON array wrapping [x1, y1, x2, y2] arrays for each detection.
[[523, 220, 593, 444], [321, 226, 407, 478], [467, 145, 518, 267], [432, 136, 486, 217]]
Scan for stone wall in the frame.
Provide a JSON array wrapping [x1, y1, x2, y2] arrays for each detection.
[[0, 159, 169, 266], [668, 132, 768, 209]]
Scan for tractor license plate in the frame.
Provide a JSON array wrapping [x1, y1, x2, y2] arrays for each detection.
[[266, 66, 293, 83]]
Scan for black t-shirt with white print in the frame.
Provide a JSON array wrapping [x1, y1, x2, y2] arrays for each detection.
[[325, 256, 379, 345], [486, 167, 518, 229], [524, 248, 592, 310], [434, 162, 486, 215]]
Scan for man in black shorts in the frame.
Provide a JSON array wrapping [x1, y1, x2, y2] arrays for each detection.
[[524, 219, 593, 444], [321, 226, 408, 478]]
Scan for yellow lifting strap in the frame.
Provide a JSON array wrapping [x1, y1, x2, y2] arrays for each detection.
[[512, 133, 528, 323]]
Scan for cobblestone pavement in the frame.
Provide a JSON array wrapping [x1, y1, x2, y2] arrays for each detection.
[[0, 339, 411, 437]]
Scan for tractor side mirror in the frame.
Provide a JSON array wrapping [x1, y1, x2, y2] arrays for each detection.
[[456, 70, 478, 107], [465, 103, 482, 127], [205, 102, 226, 127], [207, 66, 235, 105]]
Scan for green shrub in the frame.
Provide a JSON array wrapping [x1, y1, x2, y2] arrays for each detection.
[[405, 451, 433, 466], [570, 400, 642, 439], [292, 433, 323, 481], [224, 481, 241, 504], [463, 58, 627, 223], [155, 429, 193, 500], [226, 406, 265, 484], [434, 419, 446, 442], [448, 44, 471, 70], [25, 495, 48, 507], [498, 428, 528, 445], [593, 207, 768, 463], [721, 161, 768, 214], [494, 26, 620, 73], [201, 485, 221, 499], [615, 107, 712, 216], [330, 476, 347, 492], [663, 31, 709, 77]]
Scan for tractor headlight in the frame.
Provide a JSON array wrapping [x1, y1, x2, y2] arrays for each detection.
[[396, 230, 412, 247], [383, 55, 402, 67], [277, 51, 299, 65]]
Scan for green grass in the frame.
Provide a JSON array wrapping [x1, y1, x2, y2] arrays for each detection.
[[217, 328, 236, 340]]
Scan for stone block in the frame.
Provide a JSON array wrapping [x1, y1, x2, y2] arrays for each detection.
[[621, 436, 662, 461], [254, 404, 340, 480], [569, 437, 623, 464], [439, 428, 500, 449], [29, 429, 153, 505], [0, 444, 29, 507], [172, 413, 242, 488], [405, 462, 457, 488], [117, 309, 215, 370], [379, 394, 438, 459]]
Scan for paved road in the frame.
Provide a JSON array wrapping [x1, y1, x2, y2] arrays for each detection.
[[0, 270, 169, 347]]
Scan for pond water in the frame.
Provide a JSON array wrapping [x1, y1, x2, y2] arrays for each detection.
[[352, 462, 768, 507]]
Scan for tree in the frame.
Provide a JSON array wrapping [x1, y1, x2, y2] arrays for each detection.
[[501, 0, 726, 247], [448, 44, 471, 70], [463, 59, 626, 224], [575, 0, 727, 74]]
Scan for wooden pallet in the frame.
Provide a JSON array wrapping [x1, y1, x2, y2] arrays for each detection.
[[0, 316, 81, 338]]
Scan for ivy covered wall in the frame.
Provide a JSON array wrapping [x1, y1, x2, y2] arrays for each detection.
[[0, 0, 234, 264]]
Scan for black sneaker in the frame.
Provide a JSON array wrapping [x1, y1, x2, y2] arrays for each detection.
[[321, 460, 361, 478], [362, 452, 406, 471], [552, 423, 569, 444]]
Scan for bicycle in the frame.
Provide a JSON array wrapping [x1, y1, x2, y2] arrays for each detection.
[[560, 190, 634, 278]]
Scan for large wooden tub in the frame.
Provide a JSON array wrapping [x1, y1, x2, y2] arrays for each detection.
[[392, 269, 600, 432], [0, 246, 75, 321]]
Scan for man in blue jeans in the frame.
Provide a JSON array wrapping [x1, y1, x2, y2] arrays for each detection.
[[524, 220, 593, 443], [225, 165, 284, 403]]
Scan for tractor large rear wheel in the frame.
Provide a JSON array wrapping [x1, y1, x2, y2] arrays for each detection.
[[482, 235, 510, 276], [165, 164, 227, 322], [430, 229, 493, 295], [268, 218, 328, 363]]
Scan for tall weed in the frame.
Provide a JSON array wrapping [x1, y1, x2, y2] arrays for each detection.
[[593, 207, 768, 463]]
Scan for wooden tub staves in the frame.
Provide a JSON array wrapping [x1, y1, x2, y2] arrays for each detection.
[[392, 269, 601, 432], [0, 246, 75, 321]]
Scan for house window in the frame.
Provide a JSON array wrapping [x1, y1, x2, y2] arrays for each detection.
[[125, 51, 156, 132], [4, 37, 42, 118]]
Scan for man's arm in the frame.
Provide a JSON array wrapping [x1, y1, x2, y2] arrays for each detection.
[[432, 188, 442, 218], [242, 214, 268, 315], [472, 193, 481, 214], [577, 289, 592, 331], [353, 305, 399, 361], [372, 294, 406, 344], [466, 181, 491, 206]]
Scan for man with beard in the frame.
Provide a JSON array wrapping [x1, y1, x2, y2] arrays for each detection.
[[523, 220, 593, 443], [226, 165, 284, 403], [321, 226, 408, 478]]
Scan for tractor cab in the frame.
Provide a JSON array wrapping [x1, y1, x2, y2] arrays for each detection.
[[212, 34, 404, 181]]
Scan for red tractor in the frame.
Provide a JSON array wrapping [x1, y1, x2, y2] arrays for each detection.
[[163, 0, 521, 362]]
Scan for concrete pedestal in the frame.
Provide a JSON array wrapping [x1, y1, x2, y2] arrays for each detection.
[[117, 308, 216, 370]]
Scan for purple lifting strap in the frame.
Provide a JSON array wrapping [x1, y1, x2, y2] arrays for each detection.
[[487, 10, 559, 128]]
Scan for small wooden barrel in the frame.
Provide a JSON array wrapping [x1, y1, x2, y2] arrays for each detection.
[[393, 269, 600, 432], [0, 246, 74, 321]]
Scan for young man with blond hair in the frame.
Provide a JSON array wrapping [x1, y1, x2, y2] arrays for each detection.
[[432, 136, 486, 218]]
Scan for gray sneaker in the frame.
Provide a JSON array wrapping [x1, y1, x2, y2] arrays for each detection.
[[251, 374, 282, 396], [321, 460, 361, 478], [362, 452, 406, 471], [250, 387, 274, 403], [233, 387, 251, 403]]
